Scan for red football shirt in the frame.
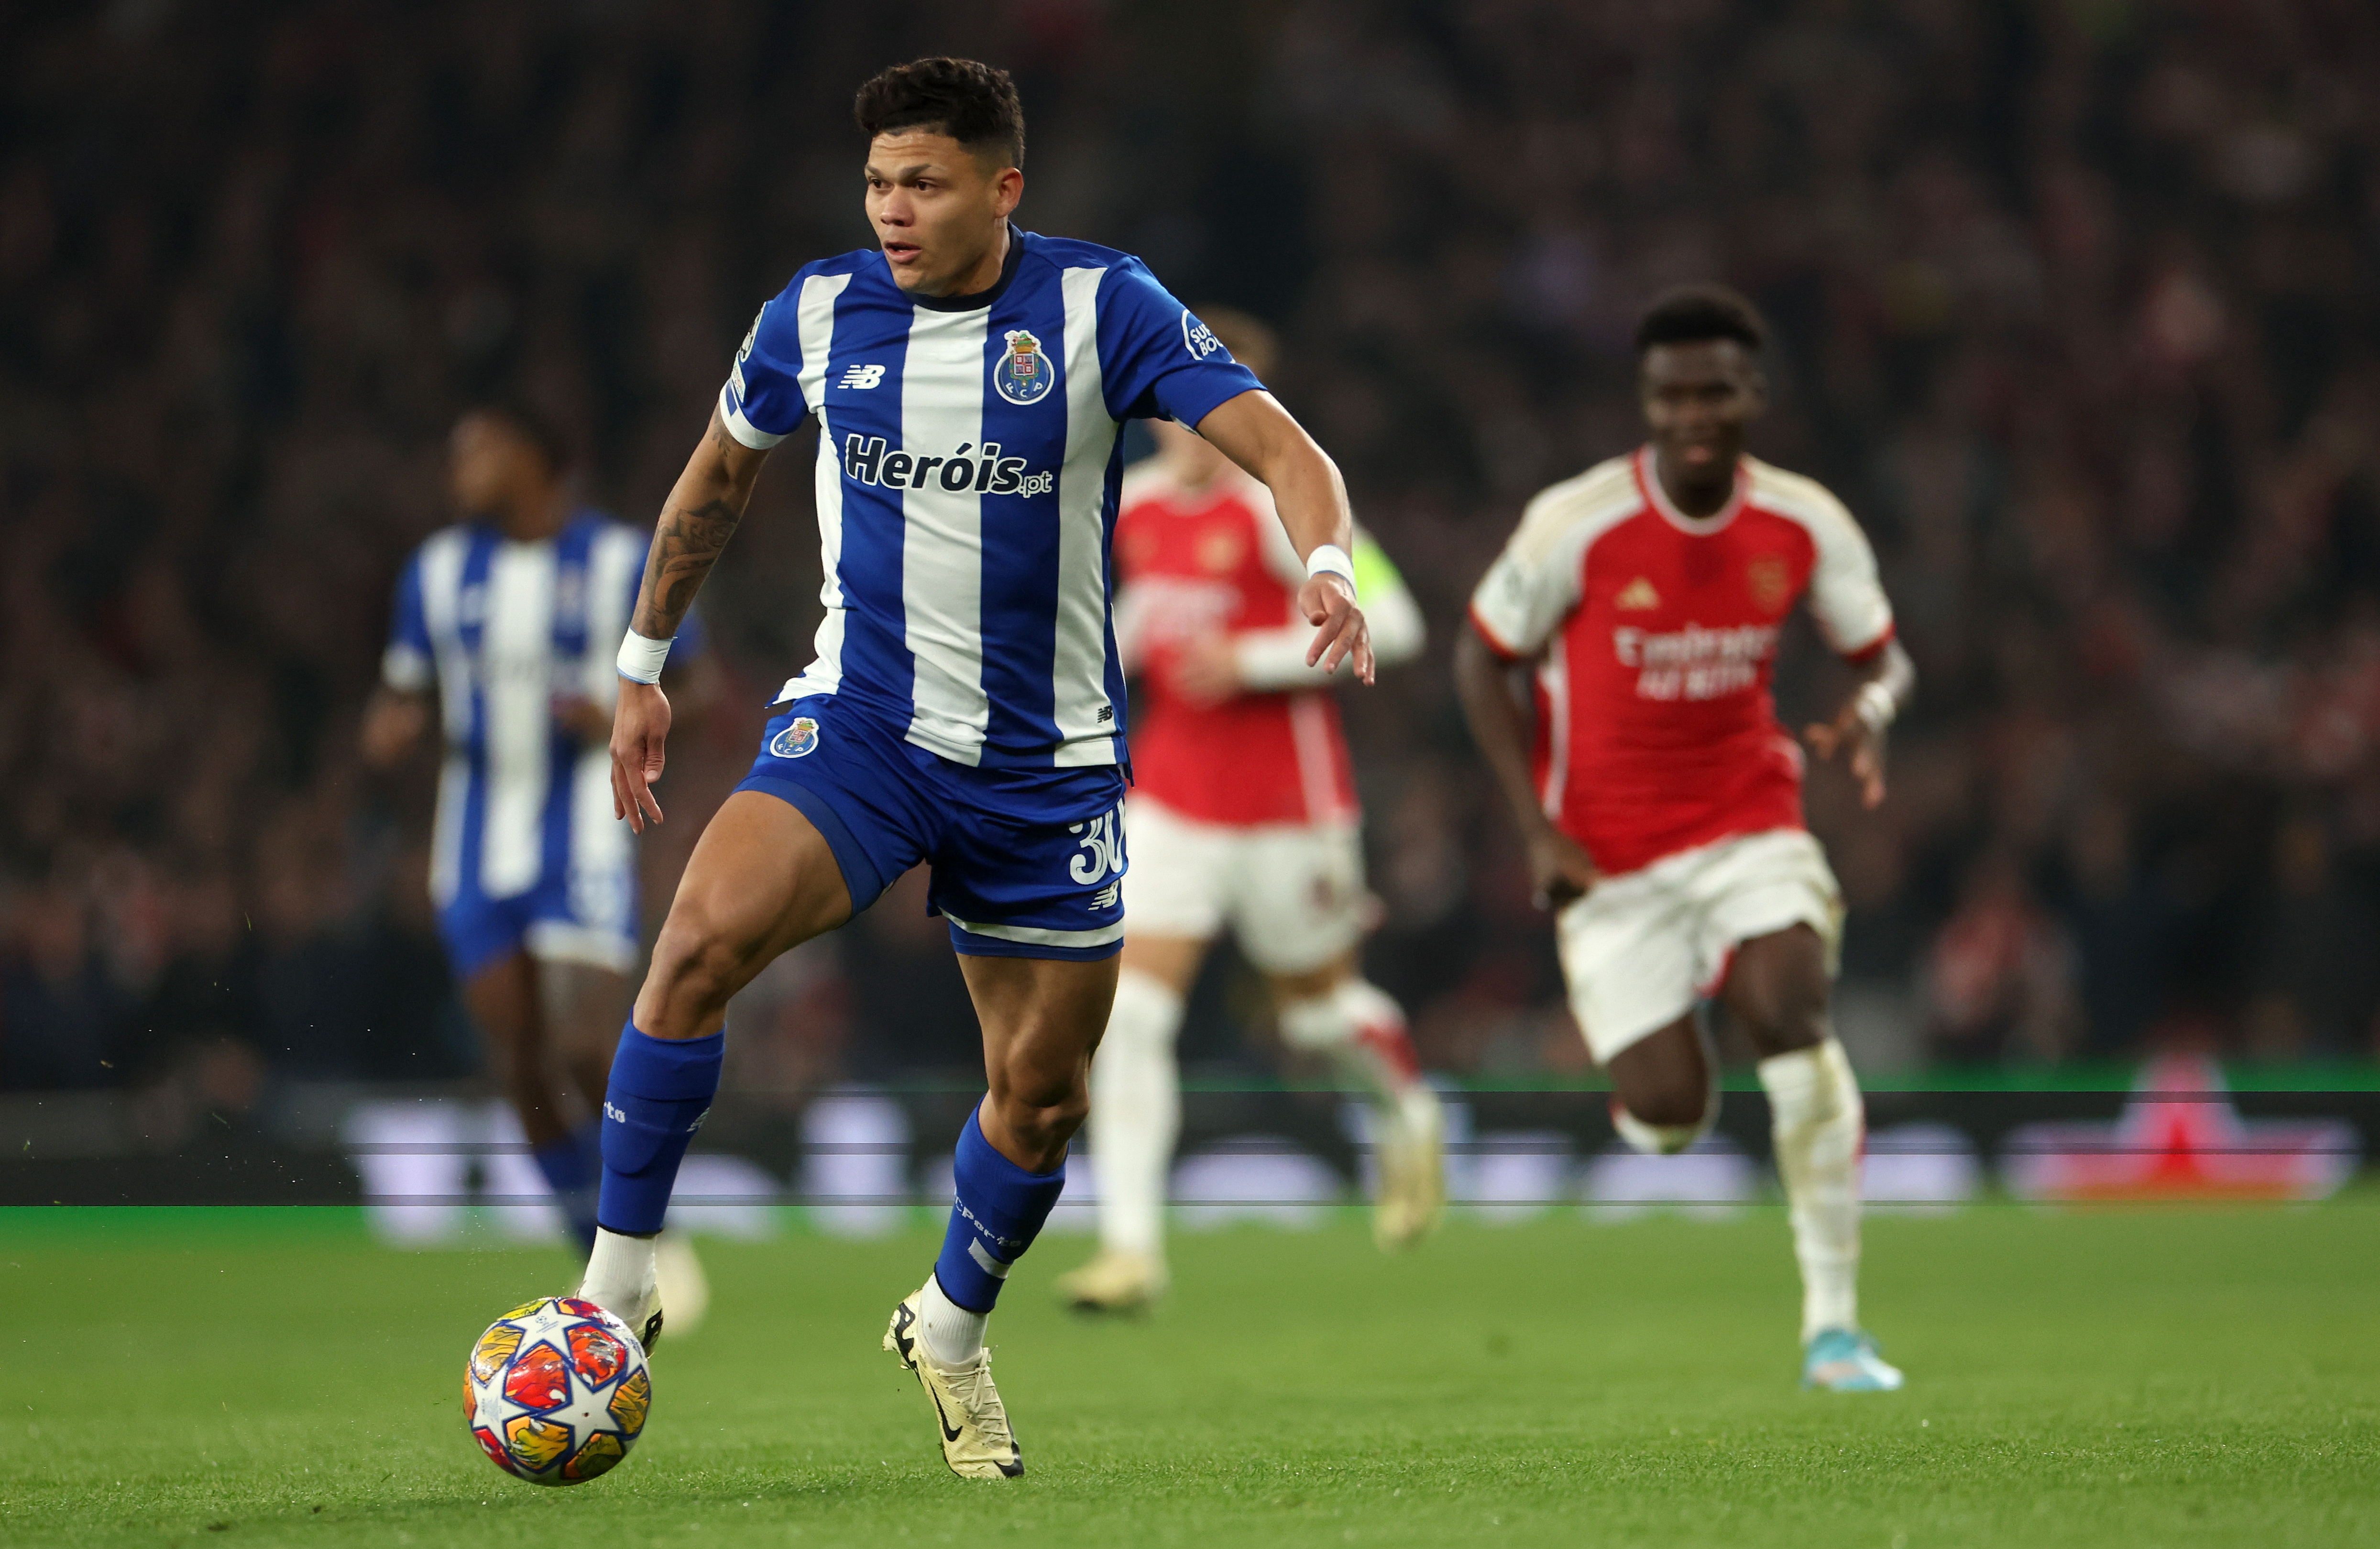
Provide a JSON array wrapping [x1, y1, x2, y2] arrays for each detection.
[[1114, 466, 1360, 827], [1468, 447, 1895, 876]]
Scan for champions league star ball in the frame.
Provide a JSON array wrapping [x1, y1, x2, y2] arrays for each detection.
[[464, 1297, 651, 1485]]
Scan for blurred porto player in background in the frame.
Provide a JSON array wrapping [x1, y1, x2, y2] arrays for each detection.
[[570, 59, 1374, 1478], [1055, 310, 1437, 1315], [1455, 286, 1917, 1393], [363, 404, 710, 1322]]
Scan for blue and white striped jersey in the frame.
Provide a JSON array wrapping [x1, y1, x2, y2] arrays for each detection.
[[721, 226, 1265, 769], [382, 512, 668, 912]]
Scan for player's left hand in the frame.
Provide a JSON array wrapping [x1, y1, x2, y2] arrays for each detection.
[[1805, 700, 1888, 810], [612, 680, 673, 831], [1168, 634, 1242, 706], [1300, 573, 1374, 684]]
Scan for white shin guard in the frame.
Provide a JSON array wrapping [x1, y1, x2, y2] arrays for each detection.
[[1758, 1036, 1865, 1341], [1089, 969, 1185, 1260]]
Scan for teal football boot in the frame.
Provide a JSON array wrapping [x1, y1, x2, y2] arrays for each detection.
[[1802, 1328, 1904, 1391]]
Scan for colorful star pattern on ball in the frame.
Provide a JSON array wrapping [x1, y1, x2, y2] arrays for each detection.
[[462, 1296, 650, 1486]]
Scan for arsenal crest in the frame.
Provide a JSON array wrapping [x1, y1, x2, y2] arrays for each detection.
[[995, 328, 1054, 405], [1746, 555, 1791, 614]]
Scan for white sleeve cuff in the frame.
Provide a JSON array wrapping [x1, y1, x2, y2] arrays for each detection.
[[719, 384, 788, 450]]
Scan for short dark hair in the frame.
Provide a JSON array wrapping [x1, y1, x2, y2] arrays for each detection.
[[467, 401, 572, 472], [854, 57, 1026, 169], [1634, 284, 1768, 356]]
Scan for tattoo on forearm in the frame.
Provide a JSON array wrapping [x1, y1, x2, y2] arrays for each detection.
[[635, 497, 742, 637]]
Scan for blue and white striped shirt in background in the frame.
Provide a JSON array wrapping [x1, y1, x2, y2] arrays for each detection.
[[383, 512, 673, 922]]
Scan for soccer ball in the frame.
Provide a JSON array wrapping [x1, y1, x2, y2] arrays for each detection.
[[464, 1296, 651, 1485]]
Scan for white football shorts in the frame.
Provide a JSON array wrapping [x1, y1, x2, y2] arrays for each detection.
[[1121, 795, 1367, 975], [1555, 827, 1844, 1065]]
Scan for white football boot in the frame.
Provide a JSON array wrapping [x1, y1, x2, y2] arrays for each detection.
[[652, 1231, 709, 1339], [576, 1227, 666, 1355], [1053, 1248, 1168, 1313], [1372, 1086, 1447, 1251], [883, 1286, 1024, 1480]]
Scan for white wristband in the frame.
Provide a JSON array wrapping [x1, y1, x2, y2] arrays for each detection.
[[1305, 543, 1357, 598], [1854, 680, 1898, 735], [616, 629, 672, 686]]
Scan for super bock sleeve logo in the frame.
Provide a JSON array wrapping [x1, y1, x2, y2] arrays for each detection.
[[995, 329, 1055, 405]]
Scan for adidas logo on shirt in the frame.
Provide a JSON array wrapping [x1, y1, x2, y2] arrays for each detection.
[[1615, 576, 1662, 611]]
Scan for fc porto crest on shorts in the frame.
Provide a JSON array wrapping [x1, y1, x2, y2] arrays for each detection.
[[995, 329, 1054, 405], [769, 715, 821, 759]]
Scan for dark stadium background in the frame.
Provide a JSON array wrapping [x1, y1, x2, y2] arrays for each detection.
[[5, 0, 2379, 1200]]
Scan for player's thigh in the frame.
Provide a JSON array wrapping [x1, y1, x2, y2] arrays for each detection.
[[960, 951, 1120, 1172], [962, 951, 1121, 1090], [1603, 1014, 1711, 1126], [536, 960, 634, 1073], [1119, 932, 1210, 995], [635, 791, 855, 1035], [460, 949, 542, 1053], [1718, 924, 1831, 1058], [1696, 830, 1842, 1056], [1228, 821, 1367, 978], [1118, 796, 1229, 959], [1554, 864, 1702, 1068]]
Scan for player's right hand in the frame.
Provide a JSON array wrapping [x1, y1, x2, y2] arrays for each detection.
[[1527, 825, 1598, 911], [611, 681, 672, 832]]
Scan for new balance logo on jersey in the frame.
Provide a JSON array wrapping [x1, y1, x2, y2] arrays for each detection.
[[838, 363, 887, 390], [1615, 576, 1661, 611], [843, 435, 1049, 496]]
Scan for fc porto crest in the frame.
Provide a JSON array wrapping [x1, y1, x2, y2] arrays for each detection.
[[769, 716, 821, 759], [995, 328, 1055, 405]]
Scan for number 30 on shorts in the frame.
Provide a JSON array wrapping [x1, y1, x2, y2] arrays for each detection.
[[1069, 806, 1127, 886]]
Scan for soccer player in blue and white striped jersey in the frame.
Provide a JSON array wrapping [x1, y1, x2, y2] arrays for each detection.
[[364, 404, 703, 1257], [567, 58, 1374, 1479]]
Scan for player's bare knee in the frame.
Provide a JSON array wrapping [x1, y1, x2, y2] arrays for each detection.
[[1742, 994, 1829, 1060], [1620, 1078, 1709, 1131], [639, 917, 750, 1033]]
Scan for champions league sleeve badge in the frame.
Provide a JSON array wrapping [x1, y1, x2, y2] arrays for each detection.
[[995, 329, 1055, 405]]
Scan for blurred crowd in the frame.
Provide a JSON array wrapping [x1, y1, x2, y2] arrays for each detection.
[[4, 0, 2379, 1107]]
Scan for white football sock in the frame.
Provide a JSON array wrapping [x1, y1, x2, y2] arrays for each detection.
[[1089, 969, 1185, 1260], [919, 1272, 988, 1367], [1278, 978, 1426, 1104], [578, 1226, 658, 1325], [1758, 1036, 1864, 1342]]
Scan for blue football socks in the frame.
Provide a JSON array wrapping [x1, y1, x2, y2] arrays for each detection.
[[932, 1108, 1068, 1313], [595, 1023, 724, 1237], [530, 1122, 602, 1252]]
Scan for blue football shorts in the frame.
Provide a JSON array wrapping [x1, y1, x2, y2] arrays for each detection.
[[733, 694, 1128, 961], [434, 814, 640, 982]]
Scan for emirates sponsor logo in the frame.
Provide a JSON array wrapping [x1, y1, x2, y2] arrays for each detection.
[[1612, 621, 1778, 701]]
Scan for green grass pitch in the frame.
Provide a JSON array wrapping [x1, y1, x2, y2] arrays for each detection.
[[4, 1203, 2376, 1548]]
